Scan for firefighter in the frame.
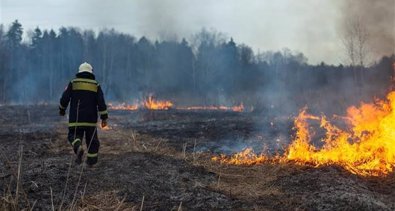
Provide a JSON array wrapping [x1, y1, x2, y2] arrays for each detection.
[[59, 62, 108, 167]]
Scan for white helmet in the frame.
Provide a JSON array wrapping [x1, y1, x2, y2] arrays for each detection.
[[78, 62, 93, 73]]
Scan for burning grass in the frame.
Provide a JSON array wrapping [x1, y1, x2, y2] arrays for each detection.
[[1, 105, 395, 210], [108, 94, 247, 112], [213, 91, 395, 177], [108, 95, 173, 111], [143, 95, 173, 110], [110, 101, 246, 112], [212, 148, 268, 165]]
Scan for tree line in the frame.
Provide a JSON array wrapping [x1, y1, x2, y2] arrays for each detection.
[[0, 20, 394, 115]]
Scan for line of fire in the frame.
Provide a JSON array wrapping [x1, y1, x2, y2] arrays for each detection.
[[107, 82, 395, 177], [1, 1, 395, 210]]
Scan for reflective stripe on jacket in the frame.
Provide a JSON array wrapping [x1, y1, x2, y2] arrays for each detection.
[[60, 72, 108, 127]]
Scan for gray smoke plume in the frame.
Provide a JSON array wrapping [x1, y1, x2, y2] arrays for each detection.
[[338, 0, 395, 60]]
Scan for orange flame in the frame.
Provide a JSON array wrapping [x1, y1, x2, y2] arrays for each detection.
[[109, 99, 245, 112], [212, 148, 267, 165], [214, 91, 395, 176], [143, 95, 173, 110], [100, 124, 112, 131], [232, 103, 245, 112], [108, 95, 173, 111]]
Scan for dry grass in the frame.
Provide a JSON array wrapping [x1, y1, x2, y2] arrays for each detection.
[[0, 124, 299, 210], [196, 157, 301, 202], [3, 106, 395, 210], [73, 190, 136, 210], [1, 144, 32, 210]]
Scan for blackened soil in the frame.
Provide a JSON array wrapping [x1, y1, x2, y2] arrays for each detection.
[[1, 105, 394, 210], [0, 106, 251, 210]]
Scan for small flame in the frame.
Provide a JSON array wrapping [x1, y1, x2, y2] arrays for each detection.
[[212, 148, 267, 165], [143, 95, 173, 110], [232, 103, 244, 112], [100, 125, 112, 131], [109, 98, 245, 112], [108, 95, 173, 111]]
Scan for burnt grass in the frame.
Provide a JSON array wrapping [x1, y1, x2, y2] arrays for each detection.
[[1, 105, 395, 210]]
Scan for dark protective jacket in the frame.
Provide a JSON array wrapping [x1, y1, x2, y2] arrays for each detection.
[[59, 72, 108, 127]]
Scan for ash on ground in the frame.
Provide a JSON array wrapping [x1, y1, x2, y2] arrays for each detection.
[[1, 105, 394, 210]]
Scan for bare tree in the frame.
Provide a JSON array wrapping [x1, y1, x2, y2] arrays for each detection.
[[0, 25, 6, 103], [342, 18, 369, 86]]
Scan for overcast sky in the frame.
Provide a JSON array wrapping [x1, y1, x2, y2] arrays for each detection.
[[1, 0, 345, 64]]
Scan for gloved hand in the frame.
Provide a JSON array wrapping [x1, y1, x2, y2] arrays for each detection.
[[101, 119, 108, 128], [59, 109, 66, 116]]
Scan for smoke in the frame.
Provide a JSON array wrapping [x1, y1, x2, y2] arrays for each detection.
[[338, 0, 395, 60], [77, 0, 194, 41]]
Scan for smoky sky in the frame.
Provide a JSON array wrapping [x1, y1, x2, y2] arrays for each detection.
[[1, 0, 394, 64], [339, 0, 395, 61]]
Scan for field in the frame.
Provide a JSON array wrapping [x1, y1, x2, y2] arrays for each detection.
[[1, 105, 395, 210]]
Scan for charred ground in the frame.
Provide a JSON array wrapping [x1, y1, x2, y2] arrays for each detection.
[[1, 105, 395, 210]]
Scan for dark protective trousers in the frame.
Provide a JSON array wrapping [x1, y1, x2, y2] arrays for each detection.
[[67, 126, 100, 165]]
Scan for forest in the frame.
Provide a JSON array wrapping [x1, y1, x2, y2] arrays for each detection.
[[0, 20, 394, 115], [1, 8, 395, 209]]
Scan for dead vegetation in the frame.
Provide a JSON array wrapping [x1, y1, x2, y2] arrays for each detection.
[[1, 105, 395, 210]]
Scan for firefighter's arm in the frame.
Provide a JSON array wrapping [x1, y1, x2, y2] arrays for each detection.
[[97, 85, 108, 122], [59, 82, 72, 116]]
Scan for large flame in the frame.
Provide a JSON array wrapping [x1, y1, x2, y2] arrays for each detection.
[[287, 93, 395, 176], [213, 91, 395, 176]]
